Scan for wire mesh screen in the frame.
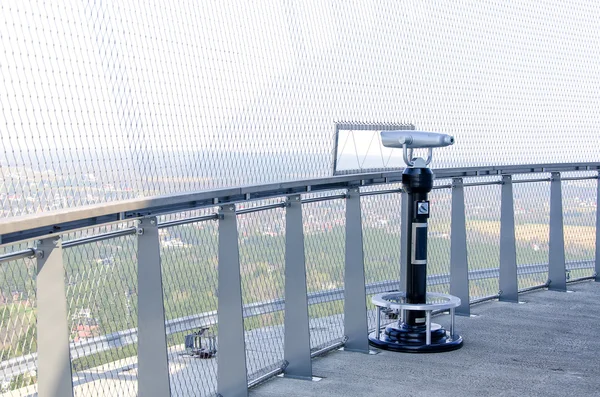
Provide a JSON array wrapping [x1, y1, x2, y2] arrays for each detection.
[[361, 190, 401, 287], [464, 184, 501, 300], [513, 180, 551, 290], [0, 245, 37, 396], [2, 1, 599, 219], [427, 188, 452, 295], [237, 207, 286, 382], [64, 233, 138, 397], [159, 220, 219, 397], [302, 198, 346, 351], [1, 1, 600, 394], [561, 172, 597, 280], [361, 191, 400, 330]]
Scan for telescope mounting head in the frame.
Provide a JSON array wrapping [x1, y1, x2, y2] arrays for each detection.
[[380, 130, 455, 168]]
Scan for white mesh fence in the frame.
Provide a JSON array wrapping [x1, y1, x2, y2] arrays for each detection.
[[1, 1, 599, 218]]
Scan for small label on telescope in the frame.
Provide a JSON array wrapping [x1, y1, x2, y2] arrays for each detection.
[[417, 201, 429, 216], [411, 223, 428, 265], [415, 317, 426, 324]]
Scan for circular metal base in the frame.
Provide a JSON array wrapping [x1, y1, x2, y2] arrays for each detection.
[[368, 322, 463, 353]]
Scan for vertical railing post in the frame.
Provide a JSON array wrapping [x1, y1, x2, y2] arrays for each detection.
[[499, 175, 519, 302], [548, 172, 567, 291], [35, 236, 74, 397], [450, 178, 470, 316], [595, 171, 600, 282], [284, 194, 312, 380], [137, 217, 171, 397], [399, 191, 409, 293], [343, 188, 369, 353], [217, 205, 248, 397]]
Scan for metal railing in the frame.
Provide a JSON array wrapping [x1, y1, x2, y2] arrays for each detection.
[[0, 162, 599, 396]]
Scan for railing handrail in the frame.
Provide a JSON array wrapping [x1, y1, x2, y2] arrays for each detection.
[[1, 162, 599, 245]]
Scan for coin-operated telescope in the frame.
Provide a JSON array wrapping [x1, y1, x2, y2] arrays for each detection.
[[369, 131, 463, 352]]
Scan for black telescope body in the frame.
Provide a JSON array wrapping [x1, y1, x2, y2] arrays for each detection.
[[402, 167, 433, 327], [368, 130, 463, 353]]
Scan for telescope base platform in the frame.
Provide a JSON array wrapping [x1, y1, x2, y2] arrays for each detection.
[[368, 322, 463, 353]]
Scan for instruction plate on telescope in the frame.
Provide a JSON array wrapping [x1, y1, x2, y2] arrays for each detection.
[[417, 201, 429, 215]]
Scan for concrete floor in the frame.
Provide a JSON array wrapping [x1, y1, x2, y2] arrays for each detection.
[[250, 281, 600, 397]]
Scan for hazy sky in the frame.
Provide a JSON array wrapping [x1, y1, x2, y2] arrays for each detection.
[[1, 0, 599, 171]]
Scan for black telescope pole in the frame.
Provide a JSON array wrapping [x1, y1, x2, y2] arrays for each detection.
[[402, 165, 434, 327]]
